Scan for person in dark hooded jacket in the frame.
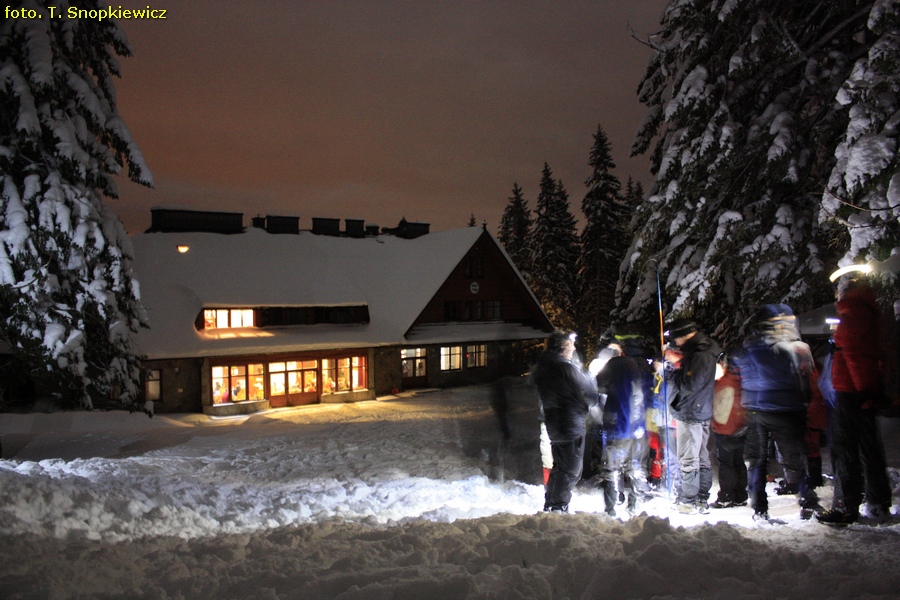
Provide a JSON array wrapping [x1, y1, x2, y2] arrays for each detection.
[[663, 318, 720, 514], [532, 330, 598, 513], [730, 304, 822, 521]]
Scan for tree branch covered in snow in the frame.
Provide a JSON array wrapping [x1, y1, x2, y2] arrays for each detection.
[[1, 0, 152, 409], [619, 0, 899, 345]]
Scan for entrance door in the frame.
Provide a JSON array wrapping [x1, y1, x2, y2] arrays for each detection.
[[269, 360, 318, 407], [401, 348, 427, 389]]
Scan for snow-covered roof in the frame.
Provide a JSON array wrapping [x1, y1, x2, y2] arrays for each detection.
[[131, 227, 542, 359]]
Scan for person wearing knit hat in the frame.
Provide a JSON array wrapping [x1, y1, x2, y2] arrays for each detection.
[[663, 317, 720, 514], [665, 318, 699, 340]]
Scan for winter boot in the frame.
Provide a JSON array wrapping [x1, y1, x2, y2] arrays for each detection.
[[816, 507, 858, 525]]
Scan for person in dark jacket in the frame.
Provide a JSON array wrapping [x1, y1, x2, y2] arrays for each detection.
[[663, 318, 720, 514], [817, 277, 892, 524], [590, 333, 654, 516], [532, 330, 598, 513], [730, 304, 821, 521]]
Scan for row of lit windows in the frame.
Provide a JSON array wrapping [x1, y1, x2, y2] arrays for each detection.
[[421, 345, 487, 373], [201, 306, 370, 330], [145, 346, 489, 403], [211, 356, 367, 405]]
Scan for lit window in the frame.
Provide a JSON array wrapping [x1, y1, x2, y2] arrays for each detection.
[[232, 309, 254, 328], [466, 344, 486, 368], [212, 366, 230, 404], [322, 356, 367, 393], [248, 364, 265, 400], [211, 363, 263, 404], [352, 356, 367, 391], [270, 359, 319, 400], [440, 346, 462, 371], [203, 309, 256, 330], [401, 348, 427, 378], [145, 369, 161, 402]]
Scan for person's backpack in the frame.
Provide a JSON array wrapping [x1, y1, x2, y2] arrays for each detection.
[[712, 370, 745, 436]]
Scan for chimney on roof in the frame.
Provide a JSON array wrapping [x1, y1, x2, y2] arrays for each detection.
[[265, 215, 300, 234], [381, 218, 430, 239], [344, 219, 365, 238], [311, 217, 341, 236], [147, 208, 244, 234]]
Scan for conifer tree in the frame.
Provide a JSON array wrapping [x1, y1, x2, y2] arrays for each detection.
[[498, 182, 533, 276], [620, 0, 899, 345], [1, 1, 152, 409], [577, 124, 625, 350], [530, 164, 580, 330], [823, 3, 900, 272], [467, 212, 476, 227]]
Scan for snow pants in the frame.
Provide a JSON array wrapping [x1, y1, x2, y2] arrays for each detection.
[[745, 410, 815, 514], [832, 392, 892, 514], [674, 419, 712, 504], [544, 435, 585, 510], [598, 434, 649, 511]]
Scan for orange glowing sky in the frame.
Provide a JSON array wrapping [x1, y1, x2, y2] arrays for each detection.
[[109, 1, 669, 235]]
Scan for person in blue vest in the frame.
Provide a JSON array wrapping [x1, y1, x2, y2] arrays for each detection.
[[532, 330, 598, 513], [590, 331, 655, 516], [729, 304, 822, 521]]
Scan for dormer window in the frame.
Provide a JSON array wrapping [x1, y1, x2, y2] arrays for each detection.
[[203, 309, 255, 329], [197, 305, 370, 330]]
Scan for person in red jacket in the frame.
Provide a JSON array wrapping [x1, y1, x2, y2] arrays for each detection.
[[817, 276, 892, 525], [710, 359, 748, 508]]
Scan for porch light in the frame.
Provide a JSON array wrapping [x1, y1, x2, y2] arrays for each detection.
[[177, 245, 190, 254]]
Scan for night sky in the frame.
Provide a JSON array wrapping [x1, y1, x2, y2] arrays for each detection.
[[109, 1, 669, 236]]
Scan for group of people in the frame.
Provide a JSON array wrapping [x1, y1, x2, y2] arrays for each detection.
[[530, 275, 894, 524]]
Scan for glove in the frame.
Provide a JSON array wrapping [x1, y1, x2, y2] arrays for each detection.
[[634, 426, 645, 440]]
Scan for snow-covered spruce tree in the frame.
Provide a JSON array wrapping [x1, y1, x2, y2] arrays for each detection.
[[619, 0, 878, 346], [497, 182, 534, 277], [576, 124, 627, 351], [529, 163, 580, 331], [1, 1, 152, 409], [822, 0, 900, 283]]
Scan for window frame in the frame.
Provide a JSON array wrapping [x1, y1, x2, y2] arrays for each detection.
[[401, 348, 427, 378], [466, 344, 487, 368], [144, 369, 161, 402], [440, 346, 462, 371]]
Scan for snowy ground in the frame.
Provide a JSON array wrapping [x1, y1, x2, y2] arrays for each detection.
[[0, 379, 898, 599]]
